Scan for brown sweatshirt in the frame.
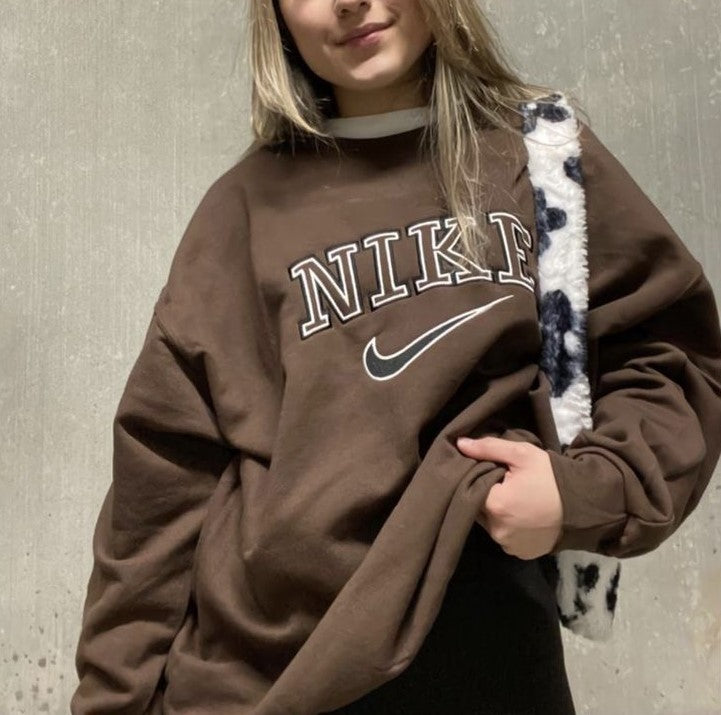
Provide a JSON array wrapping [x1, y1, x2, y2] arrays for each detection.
[[71, 103, 721, 714]]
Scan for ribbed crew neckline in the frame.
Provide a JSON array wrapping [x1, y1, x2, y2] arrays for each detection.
[[323, 105, 431, 139]]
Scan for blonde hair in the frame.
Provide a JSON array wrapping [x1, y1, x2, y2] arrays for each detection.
[[245, 0, 587, 268]]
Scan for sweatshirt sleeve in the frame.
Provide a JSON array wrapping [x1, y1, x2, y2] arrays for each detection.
[[546, 120, 721, 559], [70, 304, 236, 713]]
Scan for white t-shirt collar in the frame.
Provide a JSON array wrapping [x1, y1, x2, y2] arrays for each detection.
[[323, 105, 431, 139]]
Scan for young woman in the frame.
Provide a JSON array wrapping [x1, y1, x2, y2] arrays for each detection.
[[71, 1, 721, 713]]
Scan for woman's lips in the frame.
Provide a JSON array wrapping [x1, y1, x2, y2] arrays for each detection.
[[339, 24, 391, 47]]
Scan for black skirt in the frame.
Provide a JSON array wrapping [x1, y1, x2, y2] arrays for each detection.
[[326, 522, 576, 715]]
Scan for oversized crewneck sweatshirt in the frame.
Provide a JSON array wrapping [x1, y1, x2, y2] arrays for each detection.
[[71, 102, 721, 714]]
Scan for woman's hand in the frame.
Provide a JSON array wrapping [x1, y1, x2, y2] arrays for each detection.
[[455, 435, 564, 560]]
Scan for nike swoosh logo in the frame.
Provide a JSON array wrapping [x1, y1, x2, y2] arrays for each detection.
[[362, 294, 514, 381]]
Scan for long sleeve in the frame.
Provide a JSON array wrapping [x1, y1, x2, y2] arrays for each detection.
[[547, 120, 721, 559], [70, 307, 236, 714]]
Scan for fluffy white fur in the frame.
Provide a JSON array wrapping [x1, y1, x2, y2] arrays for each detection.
[[520, 92, 621, 642]]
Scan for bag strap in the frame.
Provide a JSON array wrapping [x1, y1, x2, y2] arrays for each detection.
[[518, 92, 621, 642]]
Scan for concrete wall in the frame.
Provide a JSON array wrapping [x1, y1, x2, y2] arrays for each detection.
[[2, 1, 719, 712]]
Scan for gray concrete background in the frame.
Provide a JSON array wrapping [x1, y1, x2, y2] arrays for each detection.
[[1, 1, 719, 713]]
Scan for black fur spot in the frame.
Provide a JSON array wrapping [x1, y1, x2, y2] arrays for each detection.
[[519, 93, 570, 134], [606, 563, 621, 614], [564, 155, 584, 185], [538, 289, 582, 397], [537, 100, 571, 124], [575, 562, 600, 592], [559, 610, 577, 627], [573, 592, 589, 616], [532, 186, 567, 255]]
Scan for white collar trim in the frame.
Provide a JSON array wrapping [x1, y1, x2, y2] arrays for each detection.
[[324, 105, 430, 139]]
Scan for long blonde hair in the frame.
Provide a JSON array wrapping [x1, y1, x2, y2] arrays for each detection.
[[245, 0, 587, 267]]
